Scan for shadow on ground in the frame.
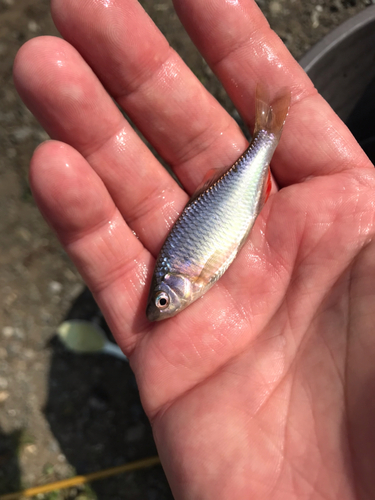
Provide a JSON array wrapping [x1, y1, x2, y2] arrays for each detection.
[[44, 289, 173, 500], [0, 429, 21, 496]]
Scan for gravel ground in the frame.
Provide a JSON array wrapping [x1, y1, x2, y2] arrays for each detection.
[[0, 0, 372, 498]]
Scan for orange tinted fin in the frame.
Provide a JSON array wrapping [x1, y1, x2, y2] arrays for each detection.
[[264, 168, 272, 202], [254, 84, 291, 139], [190, 167, 225, 201]]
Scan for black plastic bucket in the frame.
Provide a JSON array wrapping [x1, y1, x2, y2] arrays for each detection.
[[299, 5, 375, 162]]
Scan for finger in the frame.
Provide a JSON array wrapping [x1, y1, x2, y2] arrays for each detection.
[[13, 36, 187, 256], [50, 0, 250, 194], [30, 140, 153, 350], [172, 0, 371, 185]]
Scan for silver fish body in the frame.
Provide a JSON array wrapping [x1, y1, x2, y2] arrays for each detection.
[[147, 88, 290, 321]]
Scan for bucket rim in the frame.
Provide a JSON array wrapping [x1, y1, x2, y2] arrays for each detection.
[[300, 5, 375, 72]]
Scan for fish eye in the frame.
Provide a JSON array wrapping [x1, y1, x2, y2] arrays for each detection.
[[155, 292, 170, 310]]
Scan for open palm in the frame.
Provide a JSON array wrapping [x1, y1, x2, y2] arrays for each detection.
[[14, 0, 375, 498]]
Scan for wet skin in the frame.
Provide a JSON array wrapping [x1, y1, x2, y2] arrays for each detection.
[[13, 0, 375, 498]]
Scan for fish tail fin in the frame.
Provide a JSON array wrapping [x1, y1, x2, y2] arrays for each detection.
[[254, 84, 291, 139]]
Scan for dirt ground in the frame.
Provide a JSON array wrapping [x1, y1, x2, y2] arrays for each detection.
[[0, 0, 372, 498]]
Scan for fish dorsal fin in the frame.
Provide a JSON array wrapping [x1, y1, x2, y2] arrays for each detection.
[[254, 84, 291, 139], [190, 167, 226, 202]]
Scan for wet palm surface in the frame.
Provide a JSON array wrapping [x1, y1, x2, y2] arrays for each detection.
[[0, 0, 372, 498]]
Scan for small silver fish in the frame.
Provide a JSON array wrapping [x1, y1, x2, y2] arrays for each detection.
[[147, 86, 290, 321]]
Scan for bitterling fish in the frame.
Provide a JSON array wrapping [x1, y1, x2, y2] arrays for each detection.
[[146, 86, 290, 321]]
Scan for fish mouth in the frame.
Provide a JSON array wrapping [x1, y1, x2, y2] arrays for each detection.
[[146, 301, 162, 322]]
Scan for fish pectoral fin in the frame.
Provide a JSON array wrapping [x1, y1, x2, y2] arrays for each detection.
[[190, 167, 227, 202], [194, 248, 234, 291]]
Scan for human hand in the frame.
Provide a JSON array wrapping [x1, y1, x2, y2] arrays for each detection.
[[14, 0, 375, 498]]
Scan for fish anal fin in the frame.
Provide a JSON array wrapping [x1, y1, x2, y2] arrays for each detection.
[[264, 168, 272, 202]]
